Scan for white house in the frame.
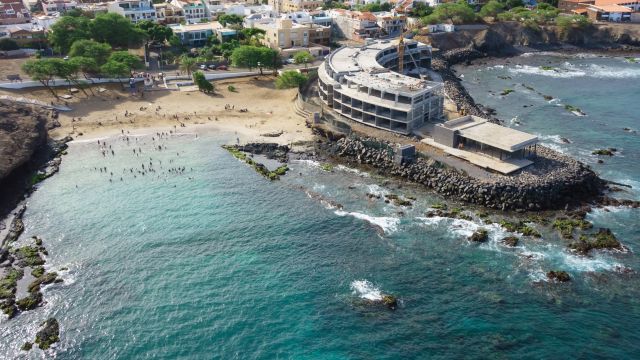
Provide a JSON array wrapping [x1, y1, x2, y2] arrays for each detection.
[[107, 0, 156, 23]]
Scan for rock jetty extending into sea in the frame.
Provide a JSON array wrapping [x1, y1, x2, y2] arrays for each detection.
[[322, 135, 605, 212]]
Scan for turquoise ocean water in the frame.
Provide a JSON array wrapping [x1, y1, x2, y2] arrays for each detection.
[[1, 54, 640, 358]]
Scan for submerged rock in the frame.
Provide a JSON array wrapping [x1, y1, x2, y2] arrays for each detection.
[[547, 271, 571, 282], [382, 294, 398, 310], [35, 318, 60, 350]]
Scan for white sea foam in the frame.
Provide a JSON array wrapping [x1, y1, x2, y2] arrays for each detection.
[[365, 184, 388, 197], [334, 210, 399, 234], [293, 159, 322, 168], [350, 280, 382, 301], [561, 253, 622, 272], [509, 63, 640, 79], [336, 165, 370, 177]]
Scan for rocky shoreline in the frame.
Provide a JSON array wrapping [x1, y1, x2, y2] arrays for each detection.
[[316, 135, 609, 212]]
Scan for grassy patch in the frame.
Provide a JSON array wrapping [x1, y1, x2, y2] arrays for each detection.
[[552, 218, 592, 239]]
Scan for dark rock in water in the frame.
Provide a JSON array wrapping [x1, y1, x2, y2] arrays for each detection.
[[560, 137, 571, 144], [543, 95, 554, 101], [236, 143, 290, 162], [35, 318, 60, 350], [547, 270, 571, 282], [592, 149, 615, 156], [16, 291, 42, 311], [501, 236, 519, 247], [469, 229, 489, 242], [569, 228, 623, 255], [21, 342, 32, 351], [382, 294, 398, 310], [597, 159, 604, 164]]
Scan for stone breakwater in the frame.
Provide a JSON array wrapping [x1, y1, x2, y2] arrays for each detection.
[[432, 48, 499, 122], [328, 136, 605, 211]]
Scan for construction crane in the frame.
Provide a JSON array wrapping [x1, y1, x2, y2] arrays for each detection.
[[397, 30, 426, 80]]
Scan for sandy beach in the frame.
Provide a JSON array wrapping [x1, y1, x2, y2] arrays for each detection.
[[0, 75, 314, 145]]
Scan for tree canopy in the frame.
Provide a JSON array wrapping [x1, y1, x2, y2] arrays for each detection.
[[218, 14, 244, 27], [90, 13, 144, 49], [408, 2, 433, 18], [22, 58, 78, 97], [479, 0, 506, 18], [48, 15, 91, 54], [293, 51, 314, 68], [108, 51, 143, 71], [422, 0, 477, 25], [100, 60, 130, 80], [135, 20, 174, 43], [68, 40, 112, 66], [193, 71, 214, 93], [275, 70, 308, 89], [231, 45, 279, 71], [357, 1, 392, 12], [178, 54, 197, 76]]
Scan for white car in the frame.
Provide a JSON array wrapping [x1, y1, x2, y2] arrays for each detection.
[[199, 64, 207, 70], [285, 58, 296, 64]]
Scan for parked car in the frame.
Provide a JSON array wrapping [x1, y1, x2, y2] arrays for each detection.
[[208, 64, 217, 70], [285, 58, 296, 64], [199, 64, 207, 70], [217, 65, 228, 70]]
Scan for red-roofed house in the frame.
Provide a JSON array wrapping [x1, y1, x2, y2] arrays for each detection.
[[587, 1, 633, 21], [0, 0, 30, 25]]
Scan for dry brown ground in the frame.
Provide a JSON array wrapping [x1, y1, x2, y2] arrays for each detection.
[[0, 57, 30, 81]]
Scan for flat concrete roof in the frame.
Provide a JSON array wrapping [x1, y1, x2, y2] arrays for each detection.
[[442, 116, 538, 152], [326, 39, 440, 95]]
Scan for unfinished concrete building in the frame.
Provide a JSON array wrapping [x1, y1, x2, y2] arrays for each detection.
[[317, 39, 443, 134]]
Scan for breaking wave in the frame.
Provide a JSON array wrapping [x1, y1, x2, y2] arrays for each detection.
[[509, 63, 640, 79], [350, 280, 382, 301], [334, 210, 400, 234]]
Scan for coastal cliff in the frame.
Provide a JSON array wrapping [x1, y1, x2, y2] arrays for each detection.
[[422, 22, 640, 54], [0, 100, 62, 218]]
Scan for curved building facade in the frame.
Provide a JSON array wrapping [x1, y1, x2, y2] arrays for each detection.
[[318, 39, 443, 134]]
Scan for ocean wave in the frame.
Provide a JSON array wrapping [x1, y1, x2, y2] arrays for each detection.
[[561, 252, 623, 272], [350, 280, 382, 301], [334, 210, 399, 234], [509, 63, 640, 79], [365, 184, 388, 197], [519, 51, 565, 58], [293, 159, 322, 168]]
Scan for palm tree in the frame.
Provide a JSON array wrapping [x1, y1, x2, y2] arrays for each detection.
[[177, 54, 197, 76]]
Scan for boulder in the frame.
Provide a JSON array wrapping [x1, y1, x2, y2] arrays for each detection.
[[35, 318, 60, 350], [469, 229, 489, 242], [547, 270, 571, 282]]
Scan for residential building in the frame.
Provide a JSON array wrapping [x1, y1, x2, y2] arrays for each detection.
[[108, 0, 156, 23], [169, 21, 237, 46], [318, 39, 444, 134], [586, 2, 633, 21], [171, 0, 209, 23], [76, 2, 109, 16], [254, 18, 331, 57], [41, 0, 77, 15], [328, 9, 383, 40], [269, 0, 322, 14], [558, 0, 595, 12], [21, 0, 38, 11], [374, 11, 405, 37], [0, 0, 30, 25], [0, 23, 46, 46], [155, 2, 185, 24]]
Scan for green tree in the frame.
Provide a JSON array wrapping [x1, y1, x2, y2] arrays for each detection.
[[177, 54, 197, 76], [231, 45, 278, 73], [90, 13, 144, 49], [556, 14, 590, 30], [100, 60, 130, 83], [135, 20, 173, 43], [218, 14, 244, 27], [422, 0, 477, 25], [293, 50, 314, 69], [193, 71, 214, 93], [47, 15, 91, 54], [68, 39, 112, 65], [479, 0, 506, 18], [69, 56, 98, 78], [322, 1, 349, 10], [275, 70, 308, 89], [409, 2, 433, 18], [0, 38, 19, 51], [108, 51, 143, 71], [22, 59, 77, 98]]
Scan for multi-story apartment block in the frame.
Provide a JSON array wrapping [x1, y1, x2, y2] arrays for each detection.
[[171, 0, 209, 24], [268, 0, 322, 13], [254, 18, 330, 57], [328, 9, 382, 40], [41, 0, 77, 15], [0, 0, 30, 25], [107, 0, 156, 23], [374, 11, 405, 37], [318, 39, 443, 134], [154, 2, 185, 24], [169, 21, 237, 46]]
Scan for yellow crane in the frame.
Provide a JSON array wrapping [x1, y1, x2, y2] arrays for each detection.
[[398, 36, 405, 73]]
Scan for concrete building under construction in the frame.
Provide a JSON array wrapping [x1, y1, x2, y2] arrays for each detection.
[[317, 38, 444, 134]]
